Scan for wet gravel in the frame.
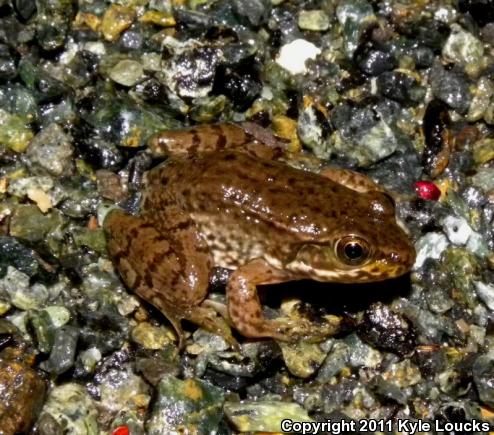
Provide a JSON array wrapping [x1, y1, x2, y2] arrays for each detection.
[[0, 0, 493, 434]]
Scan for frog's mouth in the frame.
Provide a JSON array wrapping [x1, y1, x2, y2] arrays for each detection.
[[286, 258, 411, 283]]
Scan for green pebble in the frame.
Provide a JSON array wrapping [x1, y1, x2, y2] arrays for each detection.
[[109, 60, 144, 87], [298, 10, 330, 31]]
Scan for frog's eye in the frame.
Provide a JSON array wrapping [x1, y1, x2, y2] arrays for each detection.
[[335, 236, 371, 265]]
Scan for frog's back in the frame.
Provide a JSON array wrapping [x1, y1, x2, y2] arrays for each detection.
[[146, 150, 363, 241]]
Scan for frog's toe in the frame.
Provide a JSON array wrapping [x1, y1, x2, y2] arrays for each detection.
[[241, 318, 301, 342], [184, 306, 239, 350], [269, 318, 339, 343], [168, 318, 187, 350], [148, 302, 188, 349], [201, 299, 231, 325]]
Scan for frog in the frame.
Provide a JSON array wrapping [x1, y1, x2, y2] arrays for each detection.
[[103, 123, 416, 347]]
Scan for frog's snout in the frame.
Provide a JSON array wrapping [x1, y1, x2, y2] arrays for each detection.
[[381, 237, 416, 277], [389, 247, 415, 268]]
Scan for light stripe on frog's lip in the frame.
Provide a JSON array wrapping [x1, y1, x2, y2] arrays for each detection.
[[284, 259, 408, 282]]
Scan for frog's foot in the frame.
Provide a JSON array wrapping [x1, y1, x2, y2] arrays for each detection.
[[182, 305, 239, 350], [222, 315, 337, 343], [146, 296, 188, 349], [202, 299, 231, 325], [148, 297, 238, 350], [267, 317, 340, 342]]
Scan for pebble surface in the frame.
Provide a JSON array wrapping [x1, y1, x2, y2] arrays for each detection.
[[0, 0, 492, 433]]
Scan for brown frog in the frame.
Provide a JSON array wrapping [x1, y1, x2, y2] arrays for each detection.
[[104, 123, 415, 346]]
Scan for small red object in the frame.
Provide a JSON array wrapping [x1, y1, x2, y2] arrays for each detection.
[[112, 426, 129, 435], [414, 180, 441, 201]]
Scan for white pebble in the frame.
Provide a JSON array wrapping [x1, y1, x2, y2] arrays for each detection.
[[475, 282, 494, 311], [442, 215, 473, 245], [276, 39, 321, 75], [413, 232, 449, 269]]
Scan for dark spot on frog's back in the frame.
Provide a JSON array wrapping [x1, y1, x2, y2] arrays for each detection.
[[230, 306, 239, 318], [170, 220, 193, 232], [306, 185, 315, 195], [223, 153, 237, 161], [267, 186, 286, 196], [148, 251, 167, 273], [309, 204, 322, 214], [216, 133, 227, 149], [182, 187, 191, 197], [144, 272, 154, 289], [188, 131, 200, 152], [169, 272, 181, 290]]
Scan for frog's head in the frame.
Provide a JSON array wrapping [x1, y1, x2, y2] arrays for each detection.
[[285, 191, 416, 283]]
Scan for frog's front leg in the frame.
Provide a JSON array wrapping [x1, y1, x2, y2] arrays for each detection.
[[104, 209, 235, 348], [227, 259, 337, 341]]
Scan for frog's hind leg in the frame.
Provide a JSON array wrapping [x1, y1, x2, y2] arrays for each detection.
[[318, 166, 404, 206], [104, 208, 235, 348], [148, 123, 252, 158], [148, 123, 284, 161]]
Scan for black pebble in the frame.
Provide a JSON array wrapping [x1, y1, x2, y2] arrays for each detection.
[[358, 302, 417, 356], [213, 60, 262, 111], [13, 0, 36, 21], [459, 0, 494, 27], [354, 41, 397, 76]]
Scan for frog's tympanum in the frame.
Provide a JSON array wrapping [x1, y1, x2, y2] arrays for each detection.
[[104, 124, 415, 346]]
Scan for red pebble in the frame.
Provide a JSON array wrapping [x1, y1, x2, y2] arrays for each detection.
[[112, 426, 129, 435], [414, 181, 441, 201]]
